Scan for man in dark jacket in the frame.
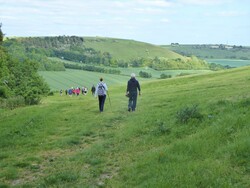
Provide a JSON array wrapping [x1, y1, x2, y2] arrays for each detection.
[[126, 73, 141, 112]]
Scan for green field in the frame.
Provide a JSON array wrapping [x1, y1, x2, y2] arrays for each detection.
[[39, 68, 211, 91], [39, 69, 131, 91], [164, 44, 250, 60], [1, 66, 250, 187], [205, 59, 250, 67]]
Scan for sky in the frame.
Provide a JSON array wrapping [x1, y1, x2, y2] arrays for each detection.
[[0, 0, 250, 45]]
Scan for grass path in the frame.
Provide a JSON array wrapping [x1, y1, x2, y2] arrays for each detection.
[[1, 66, 250, 187]]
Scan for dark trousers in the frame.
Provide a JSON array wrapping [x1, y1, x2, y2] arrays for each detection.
[[98, 95, 106, 112], [128, 92, 137, 111]]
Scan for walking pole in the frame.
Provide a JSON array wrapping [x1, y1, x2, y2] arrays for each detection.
[[106, 90, 112, 107]]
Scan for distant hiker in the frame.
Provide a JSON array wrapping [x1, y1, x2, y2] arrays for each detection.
[[60, 89, 63, 96], [126, 73, 141, 112], [76, 87, 80, 96], [91, 85, 96, 96], [82, 86, 85, 95], [65, 89, 68, 95], [68, 88, 73, 97], [84, 87, 88, 95], [95, 78, 108, 112]]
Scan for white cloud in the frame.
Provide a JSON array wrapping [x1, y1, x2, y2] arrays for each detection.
[[136, 0, 172, 7], [0, 0, 249, 45], [160, 18, 170, 23], [133, 7, 164, 14], [218, 11, 246, 17], [177, 0, 233, 5]]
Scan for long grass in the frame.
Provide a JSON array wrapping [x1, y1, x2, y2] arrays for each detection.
[[1, 66, 250, 187]]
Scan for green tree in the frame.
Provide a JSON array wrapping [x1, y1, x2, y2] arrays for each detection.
[[0, 29, 50, 106], [0, 23, 3, 43], [9, 59, 49, 104], [0, 47, 12, 98]]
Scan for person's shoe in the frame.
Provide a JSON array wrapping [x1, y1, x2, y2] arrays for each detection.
[[128, 108, 131, 112]]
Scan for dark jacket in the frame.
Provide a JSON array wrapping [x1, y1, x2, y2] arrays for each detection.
[[127, 78, 141, 94]]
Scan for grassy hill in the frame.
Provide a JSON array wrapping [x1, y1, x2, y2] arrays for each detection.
[[5, 36, 210, 72], [1, 66, 250, 187], [83, 37, 184, 61], [4, 36, 185, 62]]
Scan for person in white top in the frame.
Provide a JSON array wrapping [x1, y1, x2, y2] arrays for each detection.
[[95, 77, 108, 112]]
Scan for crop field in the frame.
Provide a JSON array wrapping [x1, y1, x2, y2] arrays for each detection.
[[164, 44, 250, 60], [39, 68, 211, 91], [205, 59, 250, 67]]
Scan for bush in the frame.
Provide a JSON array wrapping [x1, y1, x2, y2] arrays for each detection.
[[48, 91, 54, 96], [139, 71, 152, 78], [0, 46, 50, 107], [24, 87, 42, 105], [176, 104, 203, 124], [0, 86, 9, 98], [176, 72, 192, 77], [0, 96, 25, 109], [160, 73, 172, 79]]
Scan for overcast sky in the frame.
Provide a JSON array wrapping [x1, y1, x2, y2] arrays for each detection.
[[1, 0, 249, 45]]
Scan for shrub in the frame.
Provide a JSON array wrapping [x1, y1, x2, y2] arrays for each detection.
[[48, 91, 54, 96], [24, 87, 42, 105], [176, 72, 192, 77], [155, 121, 171, 135], [0, 86, 9, 98], [0, 96, 25, 109], [160, 73, 172, 79], [176, 104, 203, 124], [139, 71, 152, 78]]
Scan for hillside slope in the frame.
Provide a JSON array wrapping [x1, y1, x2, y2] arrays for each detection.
[[83, 37, 184, 60], [0, 66, 249, 187], [5, 36, 207, 71]]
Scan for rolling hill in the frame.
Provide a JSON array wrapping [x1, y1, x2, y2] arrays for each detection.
[[1, 66, 249, 187], [4, 36, 211, 71], [83, 37, 184, 60]]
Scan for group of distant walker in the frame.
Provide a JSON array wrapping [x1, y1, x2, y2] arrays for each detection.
[[59, 73, 141, 113], [61, 86, 89, 97]]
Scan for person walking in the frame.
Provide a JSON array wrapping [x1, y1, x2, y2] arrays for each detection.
[[126, 73, 141, 112], [95, 78, 108, 112]]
